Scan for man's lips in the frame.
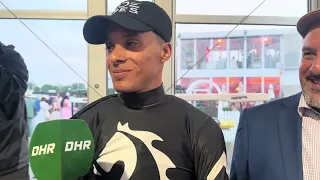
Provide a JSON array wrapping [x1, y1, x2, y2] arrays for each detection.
[[305, 77, 320, 91], [111, 69, 132, 79], [112, 69, 131, 73], [310, 79, 320, 84]]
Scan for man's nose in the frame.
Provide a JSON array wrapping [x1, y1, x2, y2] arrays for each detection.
[[108, 45, 127, 65], [309, 56, 320, 74]]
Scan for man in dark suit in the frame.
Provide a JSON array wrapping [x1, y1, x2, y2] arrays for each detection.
[[230, 9, 320, 180]]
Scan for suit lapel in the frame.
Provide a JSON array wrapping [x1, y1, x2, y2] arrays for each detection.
[[278, 93, 303, 180]]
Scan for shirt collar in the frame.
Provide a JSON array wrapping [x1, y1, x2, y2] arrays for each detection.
[[119, 84, 165, 109], [298, 94, 320, 119]]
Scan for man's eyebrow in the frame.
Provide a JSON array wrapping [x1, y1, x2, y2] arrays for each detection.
[[302, 46, 317, 52]]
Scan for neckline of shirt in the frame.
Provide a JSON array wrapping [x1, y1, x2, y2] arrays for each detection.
[[118, 84, 165, 109]]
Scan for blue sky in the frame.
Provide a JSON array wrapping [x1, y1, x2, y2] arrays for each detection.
[[0, 19, 88, 86], [0, 0, 307, 87]]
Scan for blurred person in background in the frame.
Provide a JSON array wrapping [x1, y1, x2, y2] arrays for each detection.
[[24, 92, 35, 137], [0, 42, 29, 179], [33, 97, 40, 115], [46, 96, 54, 106], [30, 96, 50, 135], [39, 96, 50, 120], [60, 92, 72, 119], [49, 97, 61, 120], [56, 92, 63, 109]]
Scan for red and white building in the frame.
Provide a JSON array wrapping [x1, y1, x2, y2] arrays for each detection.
[[175, 28, 303, 98]]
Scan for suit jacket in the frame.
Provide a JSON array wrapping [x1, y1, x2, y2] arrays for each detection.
[[230, 93, 303, 180]]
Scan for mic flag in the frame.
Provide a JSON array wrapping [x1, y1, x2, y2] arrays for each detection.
[[29, 119, 95, 180]]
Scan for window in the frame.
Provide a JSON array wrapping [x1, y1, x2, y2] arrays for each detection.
[[175, 24, 301, 97], [264, 77, 281, 99], [283, 34, 302, 68], [107, 0, 153, 13], [196, 39, 210, 69], [212, 38, 227, 69], [264, 36, 281, 69], [179, 77, 227, 93], [176, 0, 307, 17], [247, 36, 262, 69], [0, 19, 88, 135], [179, 77, 220, 118], [229, 38, 245, 69], [229, 77, 244, 93], [176, 25, 301, 73], [246, 77, 262, 93], [180, 77, 210, 92], [175, 24, 303, 170], [0, 0, 87, 11], [180, 39, 195, 70], [212, 77, 227, 93]]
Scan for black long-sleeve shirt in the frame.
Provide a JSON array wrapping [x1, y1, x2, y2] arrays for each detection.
[[72, 85, 229, 180], [0, 43, 29, 176]]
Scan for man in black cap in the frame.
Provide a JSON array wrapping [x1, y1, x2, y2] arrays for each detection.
[[230, 9, 320, 180], [73, 1, 229, 179], [0, 42, 29, 180]]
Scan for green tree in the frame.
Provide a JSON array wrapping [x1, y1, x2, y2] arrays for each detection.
[[71, 83, 86, 90], [33, 86, 40, 93], [41, 84, 53, 92], [51, 85, 61, 92], [61, 86, 72, 93]]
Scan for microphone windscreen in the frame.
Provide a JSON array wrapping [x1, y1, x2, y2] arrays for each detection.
[[29, 119, 94, 180]]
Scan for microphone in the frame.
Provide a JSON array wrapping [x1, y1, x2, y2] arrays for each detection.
[[29, 119, 95, 180]]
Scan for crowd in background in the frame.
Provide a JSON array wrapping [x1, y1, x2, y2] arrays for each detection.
[[25, 92, 83, 137]]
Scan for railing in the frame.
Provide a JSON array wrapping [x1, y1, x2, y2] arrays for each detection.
[[216, 109, 240, 169], [218, 109, 240, 142]]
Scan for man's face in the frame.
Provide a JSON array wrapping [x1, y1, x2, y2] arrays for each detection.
[[300, 28, 320, 108], [106, 26, 171, 93]]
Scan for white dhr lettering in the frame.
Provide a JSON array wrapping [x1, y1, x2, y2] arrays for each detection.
[[31, 143, 55, 156], [64, 140, 91, 152]]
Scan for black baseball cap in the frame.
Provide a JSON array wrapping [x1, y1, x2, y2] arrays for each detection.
[[297, 9, 320, 38], [83, 1, 172, 44]]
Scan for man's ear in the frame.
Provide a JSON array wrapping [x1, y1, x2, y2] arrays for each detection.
[[160, 43, 171, 63]]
